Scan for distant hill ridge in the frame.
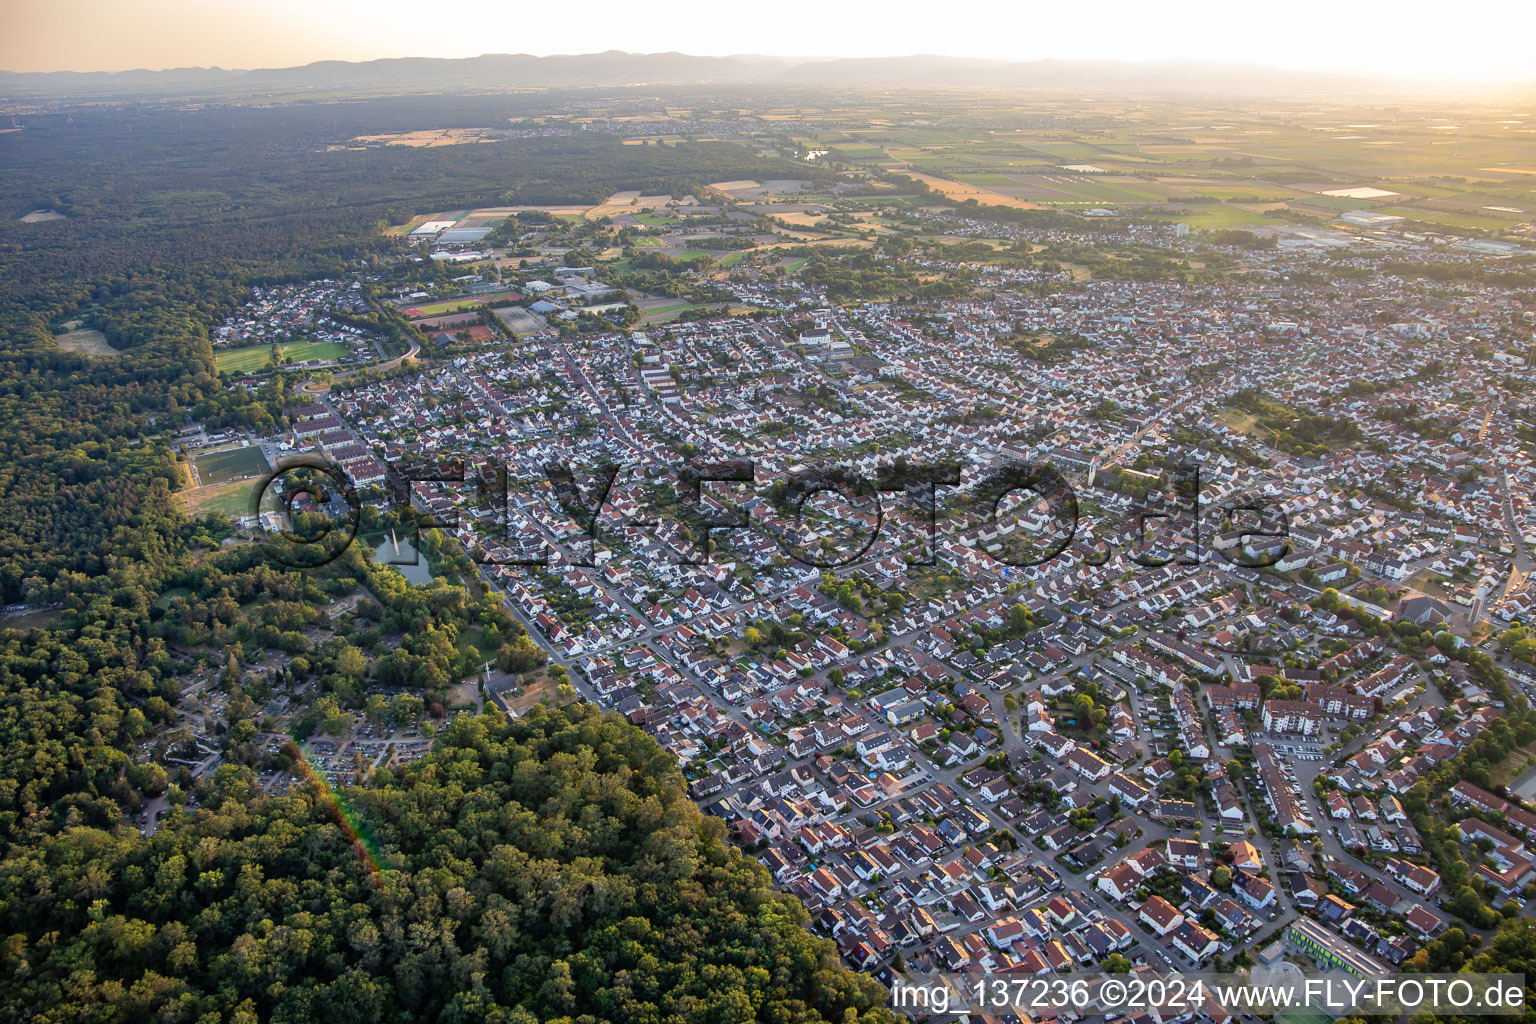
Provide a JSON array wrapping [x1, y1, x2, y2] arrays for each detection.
[[2, 49, 1523, 98]]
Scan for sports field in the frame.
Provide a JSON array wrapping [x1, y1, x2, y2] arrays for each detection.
[[185, 478, 261, 517], [215, 341, 350, 374], [193, 445, 269, 486], [182, 445, 271, 518], [402, 299, 480, 318]]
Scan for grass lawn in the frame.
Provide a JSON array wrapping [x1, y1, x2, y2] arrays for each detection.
[[155, 586, 193, 610], [1405, 569, 1453, 600], [0, 607, 63, 629], [193, 445, 269, 485], [53, 328, 120, 356], [641, 302, 704, 323], [719, 251, 751, 268], [185, 477, 264, 518], [215, 341, 350, 374], [456, 626, 500, 667], [1216, 408, 1259, 434]]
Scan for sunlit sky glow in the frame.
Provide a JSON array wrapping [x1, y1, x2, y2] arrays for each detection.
[[5, 0, 1534, 82]]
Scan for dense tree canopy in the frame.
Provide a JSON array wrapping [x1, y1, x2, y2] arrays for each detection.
[[1, 704, 893, 1023]]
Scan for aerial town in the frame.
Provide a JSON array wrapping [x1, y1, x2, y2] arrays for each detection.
[[143, 156, 1536, 1016], [10, 8, 1536, 1013]]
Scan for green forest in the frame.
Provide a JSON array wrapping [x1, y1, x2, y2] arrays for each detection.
[[1, 704, 892, 1023], [0, 98, 890, 1022]]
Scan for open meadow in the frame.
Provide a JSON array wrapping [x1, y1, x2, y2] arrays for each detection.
[[52, 327, 119, 356]]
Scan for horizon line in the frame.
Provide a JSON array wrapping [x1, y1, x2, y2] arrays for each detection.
[[3, 49, 1534, 89]]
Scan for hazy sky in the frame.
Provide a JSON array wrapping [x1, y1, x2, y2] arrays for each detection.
[[5, 0, 1535, 81]]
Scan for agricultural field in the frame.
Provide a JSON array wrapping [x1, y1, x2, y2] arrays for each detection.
[[391, 206, 592, 234], [895, 170, 1042, 210], [471, 205, 592, 222], [215, 341, 351, 374], [826, 143, 885, 162], [949, 173, 1022, 188], [368, 106, 1529, 286], [351, 128, 494, 147], [1372, 206, 1526, 231], [385, 212, 443, 236], [1140, 205, 1275, 228], [798, 108, 1533, 238], [1190, 183, 1306, 201]]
